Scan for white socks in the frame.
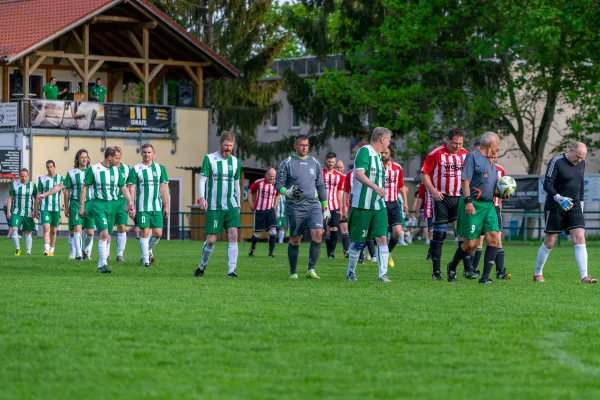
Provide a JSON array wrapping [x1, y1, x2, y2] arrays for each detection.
[[278, 230, 285, 243], [347, 244, 360, 275], [535, 244, 552, 276], [25, 234, 32, 254], [50, 247, 55, 254], [44, 243, 50, 251], [117, 232, 127, 256], [73, 231, 82, 258], [574, 244, 588, 279], [97, 240, 108, 269], [377, 245, 389, 278], [68, 235, 75, 256], [227, 242, 238, 274], [12, 230, 20, 250], [140, 237, 150, 264], [149, 236, 160, 251], [84, 233, 94, 254], [200, 241, 214, 266]]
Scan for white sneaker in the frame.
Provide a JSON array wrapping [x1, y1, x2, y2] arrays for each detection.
[[68, 253, 76, 260], [399, 241, 409, 246], [371, 256, 377, 263]]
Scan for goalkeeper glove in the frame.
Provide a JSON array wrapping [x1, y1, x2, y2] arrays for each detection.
[[322, 208, 331, 226], [554, 194, 573, 211], [283, 185, 303, 200]]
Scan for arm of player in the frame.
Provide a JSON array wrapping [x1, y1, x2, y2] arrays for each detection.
[[6, 196, 12, 221], [461, 179, 475, 215], [400, 186, 409, 213], [543, 159, 573, 210], [159, 182, 170, 219], [79, 186, 88, 217], [273, 195, 280, 218], [33, 196, 41, 219], [235, 179, 241, 209], [420, 173, 443, 201], [355, 169, 386, 198], [120, 186, 136, 219], [314, 160, 328, 208], [274, 159, 288, 194], [413, 197, 423, 217], [198, 174, 208, 211], [38, 182, 64, 199], [63, 188, 70, 218]]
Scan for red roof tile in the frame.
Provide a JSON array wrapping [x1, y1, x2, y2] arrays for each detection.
[[0, 0, 239, 77]]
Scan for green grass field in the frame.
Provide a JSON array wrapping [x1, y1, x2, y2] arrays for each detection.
[[2, 237, 600, 399]]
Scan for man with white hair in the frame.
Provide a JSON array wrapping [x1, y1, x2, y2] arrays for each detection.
[[446, 132, 510, 283], [534, 142, 596, 283]]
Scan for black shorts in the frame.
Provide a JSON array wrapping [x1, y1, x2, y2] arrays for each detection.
[[287, 207, 324, 237], [328, 210, 341, 227], [385, 201, 402, 227], [254, 209, 276, 232], [427, 217, 433, 229], [496, 206, 502, 231], [544, 207, 585, 235], [433, 196, 460, 225]]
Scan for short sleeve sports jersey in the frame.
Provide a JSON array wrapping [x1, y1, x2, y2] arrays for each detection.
[[130, 162, 169, 212], [200, 151, 242, 211], [351, 145, 386, 210], [9, 180, 37, 217], [461, 150, 497, 202], [117, 164, 133, 200], [64, 168, 94, 201], [343, 170, 353, 209], [494, 164, 505, 207], [84, 162, 125, 201], [38, 174, 63, 212], [322, 168, 344, 210], [417, 182, 433, 218], [249, 178, 278, 211], [384, 161, 405, 202], [42, 83, 59, 100], [421, 145, 468, 197]]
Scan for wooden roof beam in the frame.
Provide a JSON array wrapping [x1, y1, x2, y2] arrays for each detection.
[[35, 51, 211, 68], [92, 15, 140, 24], [127, 31, 143, 57]]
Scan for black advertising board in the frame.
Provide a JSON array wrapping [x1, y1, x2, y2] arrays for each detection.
[[501, 177, 540, 209], [104, 104, 172, 133], [0, 150, 21, 179]]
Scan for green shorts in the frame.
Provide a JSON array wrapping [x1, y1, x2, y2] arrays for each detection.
[[40, 211, 61, 227], [137, 211, 164, 229], [457, 197, 499, 239], [93, 200, 117, 235], [115, 197, 130, 226], [11, 214, 36, 232], [69, 201, 95, 230], [206, 208, 240, 234], [348, 207, 388, 242], [277, 216, 287, 228]]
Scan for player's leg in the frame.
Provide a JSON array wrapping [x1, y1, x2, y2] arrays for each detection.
[[286, 211, 305, 278], [21, 217, 34, 255], [223, 208, 241, 277], [93, 201, 113, 272], [249, 210, 261, 256], [328, 211, 340, 258], [429, 198, 450, 279], [339, 220, 350, 258], [81, 201, 94, 259], [41, 211, 51, 255], [147, 212, 164, 264], [114, 198, 129, 262], [10, 216, 22, 255], [371, 209, 391, 282], [367, 239, 376, 262], [305, 207, 324, 279], [324, 224, 332, 258], [448, 198, 482, 281], [571, 227, 595, 282], [267, 209, 277, 257], [388, 224, 402, 269], [73, 225, 83, 260], [346, 208, 368, 280], [195, 209, 223, 276], [68, 231, 75, 259], [535, 209, 563, 281], [474, 204, 501, 283], [138, 212, 151, 266], [49, 212, 59, 254], [494, 207, 509, 280], [471, 235, 484, 275]]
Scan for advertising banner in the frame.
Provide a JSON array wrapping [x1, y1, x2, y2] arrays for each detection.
[[502, 177, 541, 209], [30, 100, 105, 130], [0, 150, 21, 179], [0, 103, 18, 127], [104, 104, 172, 133]]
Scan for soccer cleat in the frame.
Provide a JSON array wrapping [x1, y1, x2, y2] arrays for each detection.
[[98, 265, 112, 273], [143, 263, 151, 268], [48, 252, 54, 257], [478, 278, 494, 284], [358, 255, 365, 264], [194, 264, 206, 277], [344, 250, 349, 259], [378, 275, 392, 283], [463, 269, 478, 280], [43, 250, 49, 256], [581, 276, 598, 284], [306, 269, 321, 280], [14, 249, 21, 256], [228, 271, 238, 278], [116, 255, 125, 262], [330, 253, 335, 259], [496, 270, 511, 280], [26, 252, 31, 256], [388, 255, 395, 268], [432, 271, 442, 281], [328, 254, 333, 260], [347, 272, 358, 281], [248, 249, 255, 257], [447, 263, 457, 282], [290, 273, 298, 279], [533, 275, 545, 282], [75, 256, 83, 261], [150, 251, 155, 265], [82, 251, 90, 260], [69, 253, 76, 260], [399, 241, 408, 246], [268, 253, 274, 258]]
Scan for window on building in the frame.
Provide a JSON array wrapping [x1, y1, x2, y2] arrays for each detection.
[[269, 107, 278, 130], [291, 108, 300, 129]]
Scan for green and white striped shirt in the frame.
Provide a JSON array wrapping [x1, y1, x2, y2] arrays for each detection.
[[9, 180, 37, 217], [84, 162, 125, 201], [64, 168, 94, 201], [351, 145, 386, 210], [38, 174, 63, 212], [277, 197, 285, 217], [200, 151, 241, 211], [130, 162, 169, 212], [117, 164, 133, 200]]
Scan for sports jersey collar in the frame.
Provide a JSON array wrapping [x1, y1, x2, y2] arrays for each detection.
[[293, 153, 309, 160], [140, 161, 154, 168]]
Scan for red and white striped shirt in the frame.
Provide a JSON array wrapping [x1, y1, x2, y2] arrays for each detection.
[[322, 168, 344, 210], [494, 164, 505, 207], [384, 161, 405, 202], [417, 183, 433, 218], [343, 170, 353, 209], [249, 178, 279, 211], [421, 145, 469, 197]]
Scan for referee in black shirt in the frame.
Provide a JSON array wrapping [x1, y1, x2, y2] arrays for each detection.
[[534, 142, 596, 283]]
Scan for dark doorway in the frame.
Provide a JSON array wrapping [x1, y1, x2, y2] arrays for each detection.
[[165, 180, 181, 239]]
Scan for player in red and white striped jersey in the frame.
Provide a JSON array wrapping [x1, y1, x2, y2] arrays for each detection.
[[335, 160, 351, 256], [420, 129, 468, 280], [248, 168, 280, 258], [381, 148, 408, 268], [322, 152, 344, 259]]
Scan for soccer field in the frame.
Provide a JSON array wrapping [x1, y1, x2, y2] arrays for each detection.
[[1, 238, 600, 399]]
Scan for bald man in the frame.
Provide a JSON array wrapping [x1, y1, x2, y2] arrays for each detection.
[[248, 168, 280, 258], [534, 142, 596, 283]]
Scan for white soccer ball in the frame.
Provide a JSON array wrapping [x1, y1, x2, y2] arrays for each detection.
[[497, 175, 517, 196]]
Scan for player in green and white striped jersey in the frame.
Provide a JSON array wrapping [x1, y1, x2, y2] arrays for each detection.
[[80, 146, 136, 273], [276, 196, 287, 243], [194, 131, 242, 278], [39, 149, 95, 260], [110, 155, 134, 262], [33, 160, 63, 256], [129, 143, 169, 267], [346, 127, 393, 283], [7, 168, 37, 256]]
